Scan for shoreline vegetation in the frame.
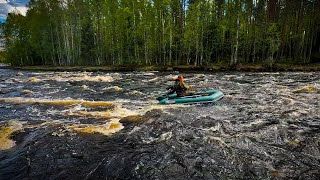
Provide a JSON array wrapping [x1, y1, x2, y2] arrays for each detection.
[[2, 63, 320, 72], [2, 1, 319, 67]]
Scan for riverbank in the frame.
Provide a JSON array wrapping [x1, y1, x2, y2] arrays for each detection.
[[2, 63, 320, 72]]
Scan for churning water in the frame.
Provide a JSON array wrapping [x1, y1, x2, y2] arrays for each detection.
[[0, 69, 319, 179]]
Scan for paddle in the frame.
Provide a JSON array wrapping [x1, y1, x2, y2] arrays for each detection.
[[156, 89, 171, 101]]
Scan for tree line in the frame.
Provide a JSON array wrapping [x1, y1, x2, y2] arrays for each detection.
[[2, 0, 320, 66]]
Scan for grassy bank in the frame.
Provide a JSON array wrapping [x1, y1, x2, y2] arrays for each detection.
[[2, 63, 320, 72]]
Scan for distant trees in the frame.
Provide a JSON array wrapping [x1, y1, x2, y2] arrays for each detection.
[[2, 0, 320, 66]]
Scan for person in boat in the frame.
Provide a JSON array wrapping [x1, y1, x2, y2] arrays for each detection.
[[167, 75, 192, 97]]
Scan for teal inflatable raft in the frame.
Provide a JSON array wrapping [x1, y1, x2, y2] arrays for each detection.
[[157, 90, 224, 104]]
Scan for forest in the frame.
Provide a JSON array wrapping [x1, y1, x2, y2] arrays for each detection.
[[1, 0, 320, 66]]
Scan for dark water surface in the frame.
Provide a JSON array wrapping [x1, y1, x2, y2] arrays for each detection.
[[0, 69, 319, 179]]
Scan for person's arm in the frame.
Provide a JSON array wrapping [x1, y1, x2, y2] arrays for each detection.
[[182, 82, 190, 89], [166, 83, 178, 95], [167, 89, 175, 95]]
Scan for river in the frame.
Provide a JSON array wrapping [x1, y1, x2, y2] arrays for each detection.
[[0, 69, 319, 179]]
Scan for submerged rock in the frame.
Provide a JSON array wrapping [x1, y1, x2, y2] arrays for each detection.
[[71, 152, 84, 159], [166, 67, 173, 71], [120, 115, 144, 124]]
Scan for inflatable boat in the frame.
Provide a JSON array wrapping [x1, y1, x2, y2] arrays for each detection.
[[157, 90, 224, 104]]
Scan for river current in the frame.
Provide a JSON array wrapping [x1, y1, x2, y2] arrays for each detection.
[[0, 69, 319, 179]]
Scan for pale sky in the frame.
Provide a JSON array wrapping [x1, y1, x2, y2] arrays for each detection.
[[0, 0, 29, 22]]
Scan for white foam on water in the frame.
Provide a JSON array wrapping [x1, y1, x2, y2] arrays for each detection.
[[126, 90, 144, 96], [69, 118, 124, 136], [203, 136, 229, 147], [141, 72, 156, 76], [20, 71, 120, 83], [80, 85, 96, 92], [102, 86, 123, 92], [159, 132, 173, 141], [142, 77, 159, 82], [0, 120, 24, 150]]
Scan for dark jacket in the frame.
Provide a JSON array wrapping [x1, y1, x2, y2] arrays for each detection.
[[167, 80, 190, 97]]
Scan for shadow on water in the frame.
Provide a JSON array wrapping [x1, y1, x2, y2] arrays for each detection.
[[0, 69, 320, 179]]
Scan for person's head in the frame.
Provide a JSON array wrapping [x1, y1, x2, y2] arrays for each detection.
[[177, 75, 184, 81]]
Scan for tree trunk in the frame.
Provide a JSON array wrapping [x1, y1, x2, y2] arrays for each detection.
[[233, 14, 240, 65]]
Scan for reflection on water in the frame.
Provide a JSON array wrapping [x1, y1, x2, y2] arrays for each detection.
[[0, 69, 319, 179]]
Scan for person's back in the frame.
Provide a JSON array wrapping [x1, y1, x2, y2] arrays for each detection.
[[167, 76, 190, 97]]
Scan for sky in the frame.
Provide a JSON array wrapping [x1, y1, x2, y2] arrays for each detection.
[[0, 0, 29, 22]]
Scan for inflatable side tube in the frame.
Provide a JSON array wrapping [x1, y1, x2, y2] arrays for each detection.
[[157, 90, 220, 101], [159, 91, 224, 104]]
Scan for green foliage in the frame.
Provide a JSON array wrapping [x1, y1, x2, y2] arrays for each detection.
[[0, 51, 6, 63], [266, 23, 280, 64], [2, 0, 320, 66]]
